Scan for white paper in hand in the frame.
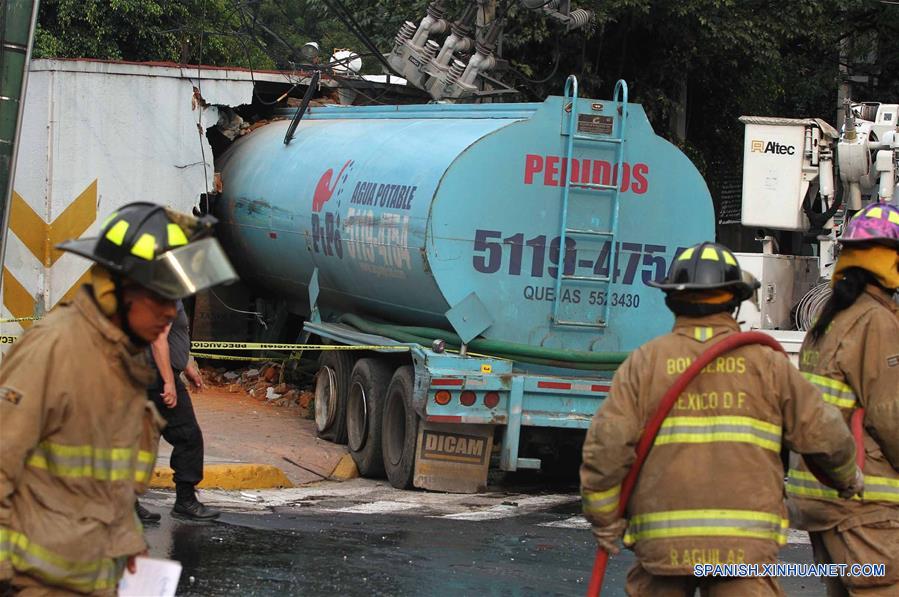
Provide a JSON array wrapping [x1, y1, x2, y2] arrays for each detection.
[[118, 557, 182, 597]]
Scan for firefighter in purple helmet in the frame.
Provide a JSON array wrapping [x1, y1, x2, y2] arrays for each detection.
[[788, 202, 899, 596]]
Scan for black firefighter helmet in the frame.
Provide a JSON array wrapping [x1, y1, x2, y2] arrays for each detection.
[[648, 241, 759, 309], [57, 202, 238, 299]]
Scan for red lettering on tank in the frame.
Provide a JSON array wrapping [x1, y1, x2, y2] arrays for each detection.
[[312, 159, 353, 212], [524, 154, 543, 184], [523, 154, 650, 194], [631, 163, 649, 194], [619, 163, 631, 192], [592, 160, 612, 187], [544, 156, 560, 186]]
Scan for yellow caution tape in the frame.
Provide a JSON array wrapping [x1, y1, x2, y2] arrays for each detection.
[[190, 341, 409, 352], [190, 351, 288, 362], [0, 316, 41, 323], [0, 334, 408, 353]]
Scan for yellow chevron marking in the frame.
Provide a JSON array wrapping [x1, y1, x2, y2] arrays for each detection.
[[2, 268, 37, 330], [9, 180, 98, 267], [4, 182, 98, 328]]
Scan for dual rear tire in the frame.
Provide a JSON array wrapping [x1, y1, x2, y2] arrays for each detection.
[[314, 351, 352, 444], [381, 366, 418, 490], [346, 358, 392, 477], [314, 355, 418, 490]]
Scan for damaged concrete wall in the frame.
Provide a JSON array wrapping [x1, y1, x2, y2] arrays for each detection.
[[1, 59, 255, 332]]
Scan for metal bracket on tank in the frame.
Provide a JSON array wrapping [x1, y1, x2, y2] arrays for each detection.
[[308, 267, 322, 324], [445, 292, 493, 354]]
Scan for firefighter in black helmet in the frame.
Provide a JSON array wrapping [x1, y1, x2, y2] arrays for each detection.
[[649, 241, 759, 315], [57, 202, 238, 325], [580, 241, 860, 596], [0, 203, 237, 595]]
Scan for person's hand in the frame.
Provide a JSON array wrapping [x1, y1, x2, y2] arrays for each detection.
[[126, 550, 148, 574], [161, 382, 177, 408], [591, 519, 627, 555], [185, 365, 205, 392], [839, 466, 864, 499]]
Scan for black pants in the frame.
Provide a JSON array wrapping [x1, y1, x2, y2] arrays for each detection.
[[148, 371, 204, 500]]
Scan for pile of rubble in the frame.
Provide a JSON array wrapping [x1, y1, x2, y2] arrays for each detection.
[[200, 363, 314, 416]]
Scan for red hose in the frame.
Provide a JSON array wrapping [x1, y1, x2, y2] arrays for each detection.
[[586, 332, 786, 597], [850, 408, 865, 469]]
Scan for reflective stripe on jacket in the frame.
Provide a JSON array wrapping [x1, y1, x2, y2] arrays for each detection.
[[788, 286, 899, 531], [580, 312, 857, 575], [0, 287, 160, 594], [0, 529, 121, 593], [26, 442, 156, 484], [622, 509, 789, 545]]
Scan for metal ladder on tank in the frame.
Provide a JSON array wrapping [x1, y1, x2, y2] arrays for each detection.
[[551, 75, 629, 329]]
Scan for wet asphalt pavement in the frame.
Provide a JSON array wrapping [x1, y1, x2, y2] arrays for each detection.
[[143, 499, 824, 596]]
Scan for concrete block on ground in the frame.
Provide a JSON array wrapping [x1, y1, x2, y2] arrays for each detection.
[[330, 454, 359, 481]]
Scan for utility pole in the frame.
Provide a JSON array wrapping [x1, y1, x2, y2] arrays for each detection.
[[0, 0, 41, 294]]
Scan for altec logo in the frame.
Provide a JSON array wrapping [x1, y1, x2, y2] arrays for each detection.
[[751, 140, 796, 155]]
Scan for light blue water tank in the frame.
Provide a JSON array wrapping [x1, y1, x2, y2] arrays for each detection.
[[216, 96, 714, 352]]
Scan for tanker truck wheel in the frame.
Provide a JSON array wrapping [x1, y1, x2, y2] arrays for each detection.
[[346, 358, 393, 477], [382, 366, 418, 490], [314, 351, 353, 444]]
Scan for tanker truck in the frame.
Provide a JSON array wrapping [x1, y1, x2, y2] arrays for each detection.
[[212, 77, 715, 493]]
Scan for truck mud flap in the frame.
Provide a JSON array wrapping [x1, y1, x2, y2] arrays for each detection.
[[413, 422, 494, 494]]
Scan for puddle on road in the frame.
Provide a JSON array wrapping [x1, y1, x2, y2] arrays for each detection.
[[144, 512, 597, 596]]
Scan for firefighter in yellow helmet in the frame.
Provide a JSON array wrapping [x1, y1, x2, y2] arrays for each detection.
[[0, 203, 237, 595], [787, 202, 899, 596], [580, 241, 862, 596]]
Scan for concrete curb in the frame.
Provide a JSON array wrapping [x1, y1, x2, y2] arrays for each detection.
[[151, 464, 294, 490]]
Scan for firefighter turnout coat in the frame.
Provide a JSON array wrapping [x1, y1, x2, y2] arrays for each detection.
[[787, 285, 899, 582], [580, 312, 857, 575], [0, 288, 161, 594]]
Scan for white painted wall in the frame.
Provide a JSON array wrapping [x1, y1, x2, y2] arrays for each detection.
[[2, 59, 259, 331]]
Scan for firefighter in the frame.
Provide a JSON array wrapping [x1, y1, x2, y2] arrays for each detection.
[[0, 203, 237, 595], [581, 241, 862, 596], [787, 202, 899, 596]]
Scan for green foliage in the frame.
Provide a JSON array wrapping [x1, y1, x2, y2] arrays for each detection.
[[34, 0, 272, 68]]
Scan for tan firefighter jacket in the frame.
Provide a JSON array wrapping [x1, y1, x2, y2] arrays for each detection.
[[788, 285, 899, 531], [0, 287, 162, 594], [580, 312, 857, 575]]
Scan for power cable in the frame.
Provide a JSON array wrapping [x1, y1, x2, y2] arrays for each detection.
[[193, 28, 212, 197], [507, 28, 563, 85], [509, 51, 561, 84], [328, 75, 396, 105], [796, 281, 832, 331], [320, 0, 402, 77], [211, 289, 268, 329]]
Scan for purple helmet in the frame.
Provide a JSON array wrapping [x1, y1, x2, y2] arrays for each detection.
[[840, 203, 899, 249]]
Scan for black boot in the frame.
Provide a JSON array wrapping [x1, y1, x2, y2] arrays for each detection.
[[173, 483, 220, 521], [135, 501, 161, 523], [172, 499, 221, 521]]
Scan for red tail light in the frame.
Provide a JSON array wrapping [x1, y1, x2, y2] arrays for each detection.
[[460, 391, 476, 406], [434, 390, 452, 405], [484, 392, 500, 408]]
